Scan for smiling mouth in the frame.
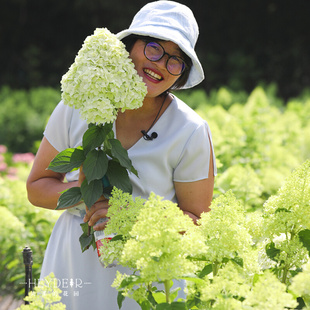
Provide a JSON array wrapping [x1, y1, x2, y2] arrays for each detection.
[[143, 68, 163, 81]]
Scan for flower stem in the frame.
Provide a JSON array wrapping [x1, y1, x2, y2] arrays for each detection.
[[164, 280, 170, 303], [281, 266, 289, 285], [212, 262, 220, 277]]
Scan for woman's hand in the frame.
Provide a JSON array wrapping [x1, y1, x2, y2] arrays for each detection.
[[83, 199, 110, 230], [78, 165, 110, 230]]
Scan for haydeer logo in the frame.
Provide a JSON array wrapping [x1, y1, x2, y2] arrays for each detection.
[[21, 277, 92, 297]]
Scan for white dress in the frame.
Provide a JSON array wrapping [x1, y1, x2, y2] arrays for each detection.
[[40, 95, 216, 310]]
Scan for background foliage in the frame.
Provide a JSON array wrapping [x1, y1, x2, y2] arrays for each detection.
[[0, 154, 60, 297], [0, 86, 309, 301], [1, 0, 310, 99], [0, 87, 60, 153]]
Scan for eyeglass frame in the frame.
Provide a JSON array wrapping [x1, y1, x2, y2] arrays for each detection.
[[143, 41, 187, 76]]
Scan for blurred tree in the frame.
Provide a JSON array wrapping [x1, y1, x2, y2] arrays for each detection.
[[0, 0, 309, 99]]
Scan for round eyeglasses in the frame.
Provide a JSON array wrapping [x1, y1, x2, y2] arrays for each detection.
[[144, 41, 186, 76]]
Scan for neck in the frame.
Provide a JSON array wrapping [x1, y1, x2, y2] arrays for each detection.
[[123, 93, 170, 117]]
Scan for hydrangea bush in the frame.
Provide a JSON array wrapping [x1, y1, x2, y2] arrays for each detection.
[[101, 160, 310, 309]]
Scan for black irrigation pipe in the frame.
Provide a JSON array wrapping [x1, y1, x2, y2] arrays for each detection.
[[22, 246, 33, 305]]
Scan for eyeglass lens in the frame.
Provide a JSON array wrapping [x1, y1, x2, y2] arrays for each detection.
[[144, 42, 185, 76]]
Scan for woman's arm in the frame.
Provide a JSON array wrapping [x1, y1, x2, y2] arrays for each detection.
[[174, 147, 215, 223], [26, 137, 79, 210]]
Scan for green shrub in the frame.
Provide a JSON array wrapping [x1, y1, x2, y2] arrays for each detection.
[[0, 87, 60, 153], [0, 85, 309, 302], [0, 160, 60, 297]]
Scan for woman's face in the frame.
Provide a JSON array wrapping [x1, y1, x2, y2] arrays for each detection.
[[129, 39, 182, 98]]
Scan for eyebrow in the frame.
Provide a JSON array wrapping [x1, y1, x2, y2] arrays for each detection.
[[156, 40, 184, 58]]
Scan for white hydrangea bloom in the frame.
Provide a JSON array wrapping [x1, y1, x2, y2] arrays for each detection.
[[290, 260, 310, 306], [61, 28, 147, 124], [243, 270, 298, 310], [120, 193, 200, 282]]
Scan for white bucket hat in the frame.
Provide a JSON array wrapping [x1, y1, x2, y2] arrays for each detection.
[[117, 0, 204, 89]]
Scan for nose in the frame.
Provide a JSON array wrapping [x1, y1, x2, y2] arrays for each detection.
[[154, 54, 168, 71]]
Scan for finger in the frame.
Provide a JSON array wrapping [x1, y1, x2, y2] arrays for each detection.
[[78, 164, 86, 187], [88, 208, 109, 227], [83, 199, 109, 222], [93, 218, 109, 231]]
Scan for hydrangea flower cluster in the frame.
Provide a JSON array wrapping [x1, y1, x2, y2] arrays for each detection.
[[61, 28, 147, 124], [243, 271, 298, 310], [290, 260, 310, 308], [262, 160, 310, 278], [187, 260, 297, 309], [99, 188, 146, 267], [119, 193, 200, 283], [263, 159, 310, 236], [197, 191, 254, 270], [198, 262, 250, 306], [18, 273, 66, 310]]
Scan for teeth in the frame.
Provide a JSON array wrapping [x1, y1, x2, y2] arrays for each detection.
[[144, 69, 162, 80]]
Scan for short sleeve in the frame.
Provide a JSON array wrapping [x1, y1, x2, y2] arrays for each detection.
[[173, 121, 217, 182], [44, 101, 72, 151], [44, 101, 87, 152]]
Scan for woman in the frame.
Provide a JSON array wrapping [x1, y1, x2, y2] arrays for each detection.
[[26, 1, 217, 309]]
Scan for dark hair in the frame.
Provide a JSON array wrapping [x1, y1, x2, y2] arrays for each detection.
[[121, 35, 192, 90]]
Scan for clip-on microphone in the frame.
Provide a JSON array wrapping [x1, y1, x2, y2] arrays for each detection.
[[141, 130, 158, 141]]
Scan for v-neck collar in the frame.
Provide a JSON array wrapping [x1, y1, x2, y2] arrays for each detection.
[[113, 96, 176, 151]]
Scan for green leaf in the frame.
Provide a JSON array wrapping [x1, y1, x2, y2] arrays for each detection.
[[147, 291, 158, 307], [169, 288, 181, 303], [48, 147, 85, 173], [275, 208, 291, 213], [186, 255, 208, 262], [151, 256, 161, 262], [56, 187, 82, 210], [79, 232, 94, 252], [79, 224, 96, 252], [83, 123, 113, 155], [140, 300, 153, 310], [109, 138, 138, 177], [153, 292, 166, 304], [117, 291, 125, 309], [80, 222, 92, 235], [119, 275, 146, 289], [298, 229, 310, 255], [186, 296, 201, 309], [109, 138, 133, 168], [106, 160, 132, 194], [80, 179, 103, 208], [198, 264, 213, 278], [252, 273, 260, 285], [110, 234, 124, 242], [266, 242, 280, 262], [231, 256, 244, 268], [83, 149, 109, 182], [102, 185, 113, 199]]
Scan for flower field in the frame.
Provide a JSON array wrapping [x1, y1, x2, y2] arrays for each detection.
[[0, 85, 309, 308], [0, 146, 61, 297]]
